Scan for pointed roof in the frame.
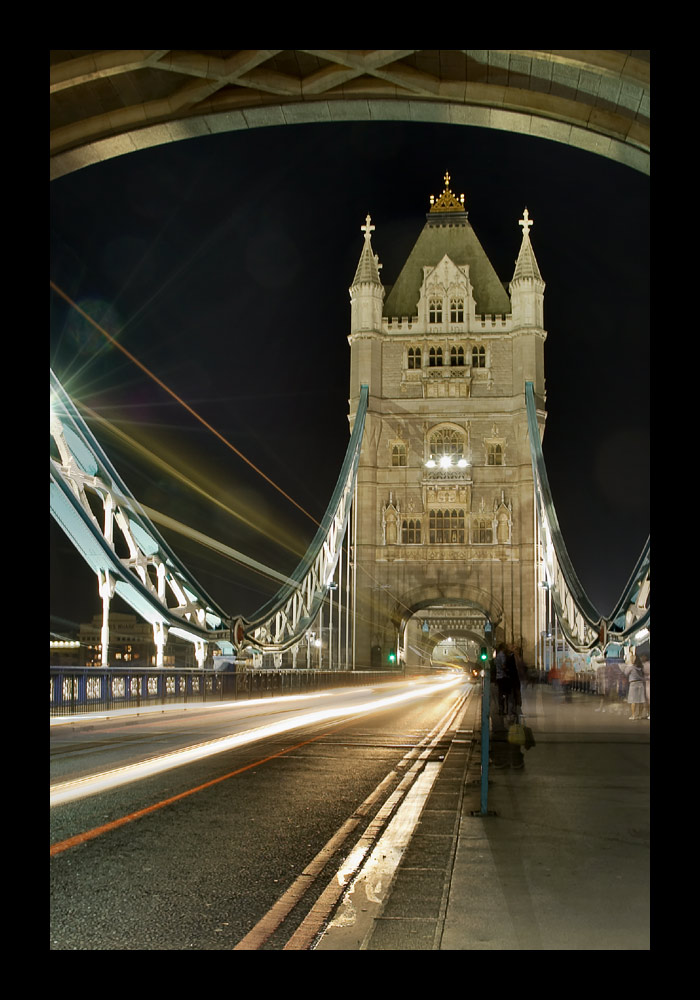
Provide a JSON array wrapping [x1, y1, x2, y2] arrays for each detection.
[[351, 214, 383, 287], [511, 208, 543, 283], [382, 175, 511, 319]]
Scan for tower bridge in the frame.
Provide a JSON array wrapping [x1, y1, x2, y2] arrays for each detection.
[[50, 175, 650, 673]]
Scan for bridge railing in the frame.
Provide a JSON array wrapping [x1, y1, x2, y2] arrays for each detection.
[[49, 666, 398, 717]]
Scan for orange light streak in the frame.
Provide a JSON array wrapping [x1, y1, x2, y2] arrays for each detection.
[[50, 730, 332, 857]]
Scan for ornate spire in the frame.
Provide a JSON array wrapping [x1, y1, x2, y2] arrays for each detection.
[[352, 214, 383, 286], [512, 207, 543, 283], [429, 171, 466, 213]]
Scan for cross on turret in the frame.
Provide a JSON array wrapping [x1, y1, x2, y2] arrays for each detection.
[[519, 208, 533, 235], [361, 214, 375, 239]]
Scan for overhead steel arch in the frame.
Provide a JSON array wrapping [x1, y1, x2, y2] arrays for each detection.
[[50, 50, 649, 180]]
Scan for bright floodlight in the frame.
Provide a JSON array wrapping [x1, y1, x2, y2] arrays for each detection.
[[425, 459, 436, 468], [457, 458, 468, 468], [439, 455, 451, 468]]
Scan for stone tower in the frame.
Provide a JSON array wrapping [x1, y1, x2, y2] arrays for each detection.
[[348, 174, 546, 671]]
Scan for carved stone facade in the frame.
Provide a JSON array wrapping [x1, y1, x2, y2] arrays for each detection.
[[348, 176, 547, 670]]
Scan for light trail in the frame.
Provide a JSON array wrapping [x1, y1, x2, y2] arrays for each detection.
[[78, 402, 307, 559], [136, 503, 298, 587], [50, 280, 319, 526], [50, 676, 464, 808], [49, 689, 340, 726]]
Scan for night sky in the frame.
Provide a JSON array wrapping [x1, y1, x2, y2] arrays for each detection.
[[50, 121, 649, 636]]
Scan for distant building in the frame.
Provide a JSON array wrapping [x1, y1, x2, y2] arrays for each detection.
[[78, 612, 198, 668], [49, 638, 82, 667]]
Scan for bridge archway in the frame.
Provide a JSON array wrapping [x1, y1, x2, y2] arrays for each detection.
[[50, 50, 649, 180], [385, 591, 507, 674]]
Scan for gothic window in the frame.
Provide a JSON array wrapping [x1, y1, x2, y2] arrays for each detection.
[[429, 509, 465, 544], [450, 298, 464, 323], [487, 444, 503, 466], [429, 427, 464, 459], [429, 298, 443, 324], [472, 519, 493, 544], [472, 345, 486, 368], [450, 345, 465, 366], [428, 346, 443, 367], [391, 443, 407, 467], [401, 519, 422, 544], [407, 347, 422, 370]]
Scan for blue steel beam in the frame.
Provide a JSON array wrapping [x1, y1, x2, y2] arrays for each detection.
[[50, 370, 229, 649]]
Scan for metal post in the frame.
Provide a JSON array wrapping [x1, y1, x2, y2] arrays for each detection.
[[345, 517, 351, 670], [98, 570, 112, 668], [352, 483, 357, 671], [319, 605, 323, 670], [337, 544, 343, 669], [329, 585, 333, 671], [480, 667, 491, 816]]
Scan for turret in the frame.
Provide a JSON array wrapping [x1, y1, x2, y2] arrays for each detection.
[[509, 208, 545, 329], [349, 214, 384, 334], [348, 215, 384, 402]]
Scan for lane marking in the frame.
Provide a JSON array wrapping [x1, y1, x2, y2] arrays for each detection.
[[233, 691, 468, 950]]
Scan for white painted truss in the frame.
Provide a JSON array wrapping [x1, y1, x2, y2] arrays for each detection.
[[51, 371, 368, 663], [525, 382, 649, 653], [50, 371, 231, 665]]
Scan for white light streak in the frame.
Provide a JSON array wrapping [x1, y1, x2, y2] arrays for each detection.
[[50, 677, 463, 807]]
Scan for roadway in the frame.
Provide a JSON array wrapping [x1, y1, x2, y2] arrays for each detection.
[[50, 673, 471, 950]]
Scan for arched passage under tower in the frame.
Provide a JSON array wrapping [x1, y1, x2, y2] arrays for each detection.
[[382, 593, 507, 674]]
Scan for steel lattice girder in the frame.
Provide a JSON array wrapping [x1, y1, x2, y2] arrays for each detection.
[[525, 381, 649, 653], [50, 370, 230, 650]]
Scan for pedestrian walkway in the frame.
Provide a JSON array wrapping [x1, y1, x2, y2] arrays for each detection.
[[362, 683, 650, 950]]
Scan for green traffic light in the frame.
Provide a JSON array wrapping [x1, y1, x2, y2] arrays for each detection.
[[388, 651, 396, 664], [479, 647, 488, 661]]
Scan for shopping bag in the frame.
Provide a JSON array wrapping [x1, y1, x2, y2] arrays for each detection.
[[508, 721, 526, 746]]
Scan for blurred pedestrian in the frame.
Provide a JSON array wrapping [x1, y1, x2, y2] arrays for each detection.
[[548, 660, 561, 695], [622, 655, 646, 720], [640, 653, 650, 720], [514, 646, 528, 688], [494, 642, 508, 715], [490, 645, 525, 769]]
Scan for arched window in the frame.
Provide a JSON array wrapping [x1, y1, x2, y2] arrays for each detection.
[[487, 444, 503, 466], [450, 298, 464, 323], [429, 427, 464, 459], [450, 345, 465, 367], [429, 298, 443, 323], [472, 345, 486, 368], [471, 519, 493, 544], [429, 509, 465, 544], [401, 519, 422, 544], [407, 347, 422, 370], [391, 443, 407, 467], [428, 346, 443, 368]]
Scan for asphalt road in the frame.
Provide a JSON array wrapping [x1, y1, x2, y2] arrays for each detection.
[[50, 675, 472, 950]]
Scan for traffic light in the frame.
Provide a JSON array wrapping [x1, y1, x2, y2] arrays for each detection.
[[479, 647, 488, 661], [388, 650, 397, 665]]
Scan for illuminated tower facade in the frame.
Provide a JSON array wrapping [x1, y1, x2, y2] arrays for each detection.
[[348, 175, 546, 670]]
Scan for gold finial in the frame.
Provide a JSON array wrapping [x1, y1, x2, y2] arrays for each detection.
[[430, 172, 466, 213]]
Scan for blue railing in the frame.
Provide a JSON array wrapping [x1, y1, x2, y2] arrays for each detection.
[[50, 667, 399, 717]]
